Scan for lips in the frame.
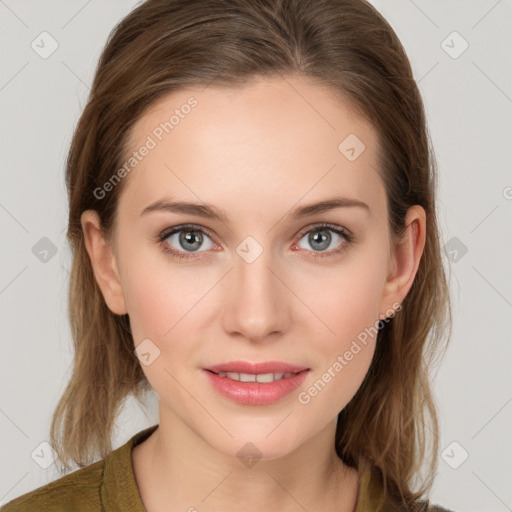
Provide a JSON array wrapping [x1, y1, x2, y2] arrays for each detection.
[[204, 360, 310, 375], [204, 366, 310, 405]]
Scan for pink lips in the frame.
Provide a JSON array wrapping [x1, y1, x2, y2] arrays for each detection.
[[205, 360, 309, 374], [203, 360, 310, 405]]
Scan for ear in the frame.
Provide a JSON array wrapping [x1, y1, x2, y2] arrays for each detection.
[[80, 210, 128, 315], [378, 205, 426, 319]]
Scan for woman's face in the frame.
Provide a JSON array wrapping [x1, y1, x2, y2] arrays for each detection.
[[85, 75, 421, 460]]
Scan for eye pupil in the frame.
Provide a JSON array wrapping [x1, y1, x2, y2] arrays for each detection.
[[180, 230, 203, 251], [309, 229, 331, 251]]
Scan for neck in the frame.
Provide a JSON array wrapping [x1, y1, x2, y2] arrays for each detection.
[[132, 407, 360, 512]]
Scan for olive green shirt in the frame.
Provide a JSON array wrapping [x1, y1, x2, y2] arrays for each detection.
[[1, 425, 453, 511]]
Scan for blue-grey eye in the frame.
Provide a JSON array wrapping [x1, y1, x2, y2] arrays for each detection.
[[297, 228, 344, 252], [165, 228, 214, 252]]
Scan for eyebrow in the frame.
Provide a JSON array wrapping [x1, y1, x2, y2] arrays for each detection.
[[140, 196, 370, 223]]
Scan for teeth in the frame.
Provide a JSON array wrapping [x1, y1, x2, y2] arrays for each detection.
[[217, 371, 295, 382]]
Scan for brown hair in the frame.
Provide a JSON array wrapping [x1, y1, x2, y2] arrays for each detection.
[[51, 0, 452, 510]]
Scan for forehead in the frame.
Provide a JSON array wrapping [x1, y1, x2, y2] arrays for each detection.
[[119, 75, 384, 220]]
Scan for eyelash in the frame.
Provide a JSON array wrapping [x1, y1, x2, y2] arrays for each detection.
[[155, 222, 355, 262]]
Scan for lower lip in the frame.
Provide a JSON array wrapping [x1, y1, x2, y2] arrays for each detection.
[[203, 369, 310, 405]]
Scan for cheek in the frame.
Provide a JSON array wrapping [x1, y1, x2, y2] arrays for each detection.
[[308, 246, 388, 349], [120, 240, 208, 341], [122, 261, 204, 394], [120, 247, 224, 398], [297, 248, 387, 409], [125, 271, 209, 346]]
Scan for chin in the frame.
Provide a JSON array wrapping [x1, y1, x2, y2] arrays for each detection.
[[202, 426, 303, 464]]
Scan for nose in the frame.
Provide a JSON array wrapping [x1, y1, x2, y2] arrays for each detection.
[[221, 248, 290, 342]]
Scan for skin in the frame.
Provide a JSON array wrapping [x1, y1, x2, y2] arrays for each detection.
[[81, 74, 426, 512]]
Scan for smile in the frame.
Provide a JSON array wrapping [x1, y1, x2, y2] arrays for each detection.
[[211, 371, 298, 383]]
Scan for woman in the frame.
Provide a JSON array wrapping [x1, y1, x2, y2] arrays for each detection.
[[2, 0, 453, 510]]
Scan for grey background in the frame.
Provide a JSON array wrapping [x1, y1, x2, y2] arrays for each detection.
[[1, 1, 511, 511]]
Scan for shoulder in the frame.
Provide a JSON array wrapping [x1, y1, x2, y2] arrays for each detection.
[[1, 424, 158, 512], [0, 458, 105, 512], [358, 460, 455, 512]]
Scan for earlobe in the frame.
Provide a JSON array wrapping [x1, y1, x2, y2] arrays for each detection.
[[379, 205, 426, 318], [80, 210, 128, 315]]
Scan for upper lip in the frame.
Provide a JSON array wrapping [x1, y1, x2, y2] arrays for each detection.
[[204, 360, 310, 375]]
